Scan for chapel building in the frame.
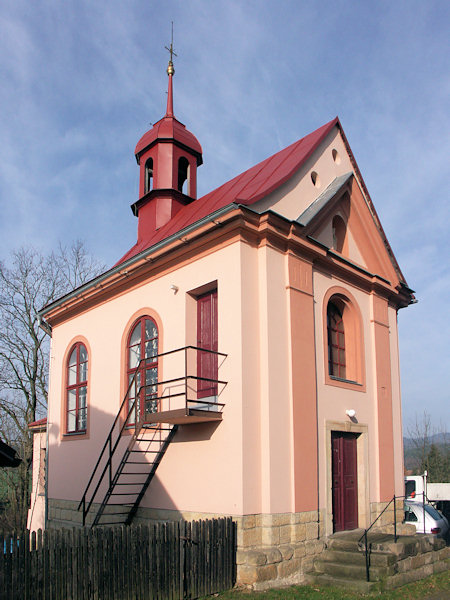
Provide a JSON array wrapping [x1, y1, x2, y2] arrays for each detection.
[[29, 55, 414, 586]]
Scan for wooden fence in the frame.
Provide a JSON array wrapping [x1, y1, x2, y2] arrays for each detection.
[[0, 518, 236, 600]]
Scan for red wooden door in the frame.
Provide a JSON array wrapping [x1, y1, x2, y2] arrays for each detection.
[[197, 290, 218, 399], [332, 432, 358, 532]]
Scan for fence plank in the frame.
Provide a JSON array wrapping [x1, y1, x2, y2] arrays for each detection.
[[55, 529, 61, 600], [82, 526, 88, 600], [151, 523, 157, 600], [142, 524, 150, 600], [200, 520, 206, 598], [43, 530, 49, 600], [0, 518, 235, 600], [136, 525, 142, 600], [93, 527, 99, 600], [71, 528, 77, 600], [219, 519, 224, 591], [70, 528, 75, 600], [169, 521, 175, 600], [185, 520, 191, 599], [226, 519, 230, 588], [121, 525, 127, 600], [163, 523, 168, 600], [194, 521, 200, 599], [111, 527, 118, 600], [125, 524, 131, 600], [174, 521, 180, 600], [165, 523, 170, 600]]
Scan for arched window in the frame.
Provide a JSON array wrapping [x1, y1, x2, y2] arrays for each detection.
[[145, 158, 154, 193], [327, 301, 346, 379], [66, 343, 88, 433], [177, 157, 190, 194], [127, 317, 159, 423], [145, 158, 153, 194], [324, 290, 364, 388], [332, 215, 346, 253]]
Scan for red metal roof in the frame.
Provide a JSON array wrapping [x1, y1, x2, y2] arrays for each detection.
[[135, 116, 203, 163], [118, 117, 339, 265]]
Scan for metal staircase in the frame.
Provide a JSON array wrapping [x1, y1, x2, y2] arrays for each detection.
[[78, 346, 227, 527], [92, 423, 178, 527]]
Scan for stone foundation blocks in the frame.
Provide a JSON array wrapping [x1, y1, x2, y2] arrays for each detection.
[[277, 557, 303, 579]]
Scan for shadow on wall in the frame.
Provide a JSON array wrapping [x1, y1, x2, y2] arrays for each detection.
[[46, 402, 223, 520]]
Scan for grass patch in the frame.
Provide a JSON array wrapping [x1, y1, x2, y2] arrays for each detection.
[[202, 569, 450, 599]]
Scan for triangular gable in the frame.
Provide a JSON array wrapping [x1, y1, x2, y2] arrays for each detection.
[[300, 173, 403, 286]]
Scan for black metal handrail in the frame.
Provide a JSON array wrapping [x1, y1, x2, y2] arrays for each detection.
[[77, 345, 227, 525], [359, 490, 437, 582], [358, 494, 411, 582]]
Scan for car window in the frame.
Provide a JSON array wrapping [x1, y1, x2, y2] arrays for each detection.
[[424, 505, 442, 520], [404, 507, 418, 522], [405, 480, 416, 496]]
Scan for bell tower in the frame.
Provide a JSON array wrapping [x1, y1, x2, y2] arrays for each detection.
[[132, 38, 203, 242]]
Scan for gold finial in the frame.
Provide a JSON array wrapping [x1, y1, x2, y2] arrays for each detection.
[[165, 21, 177, 76]]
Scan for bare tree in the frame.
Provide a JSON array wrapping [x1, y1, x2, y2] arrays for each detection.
[[406, 411, 450, 482], [406, 412, 433, 475], [0, 242, 104, 529]]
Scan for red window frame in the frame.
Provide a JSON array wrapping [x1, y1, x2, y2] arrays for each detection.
[[327, 302, 346, 379], [126, 316, 159, 423], [66, 342, 88, 434]]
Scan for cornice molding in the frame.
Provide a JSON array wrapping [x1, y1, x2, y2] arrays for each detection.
[[42, 206, 412, 326]]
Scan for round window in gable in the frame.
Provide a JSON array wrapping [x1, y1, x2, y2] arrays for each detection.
[[311, 171, 320, 187], [332, 149, 341, 164]]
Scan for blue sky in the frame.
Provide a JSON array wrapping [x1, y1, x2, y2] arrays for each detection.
[[1, 1, 449, 430]]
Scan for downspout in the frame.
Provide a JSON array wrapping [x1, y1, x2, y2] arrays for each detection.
[[44, 381, 50, 529], [38, 315, 52, 529]]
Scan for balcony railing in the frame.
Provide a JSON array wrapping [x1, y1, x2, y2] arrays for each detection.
[[130, 345, 228, 423], [78, 345, 227, 525]]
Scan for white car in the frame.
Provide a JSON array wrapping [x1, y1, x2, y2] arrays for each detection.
[[404, 500, 449, 538]]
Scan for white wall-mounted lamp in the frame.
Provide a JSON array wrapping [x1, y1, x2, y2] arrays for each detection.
[[346, 409, 356, 418], [170, 284, 179, 294]]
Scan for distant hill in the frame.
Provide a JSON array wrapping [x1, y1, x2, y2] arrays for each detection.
[[403, 431, 450, 450], [403, 432, 449, 474]]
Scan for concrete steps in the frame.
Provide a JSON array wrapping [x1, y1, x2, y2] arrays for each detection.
[[309, 573, 377, 594], [307, 529, 449, 592], [321, 548, 395, 567]]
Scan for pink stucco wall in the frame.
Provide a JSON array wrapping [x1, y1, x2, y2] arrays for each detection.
[[48, 242, 248, 516], [27, 430, 46, 532]]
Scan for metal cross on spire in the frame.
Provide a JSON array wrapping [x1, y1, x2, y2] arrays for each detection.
[[164, 22, 176, 116], [165, 22, 177, 75]]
